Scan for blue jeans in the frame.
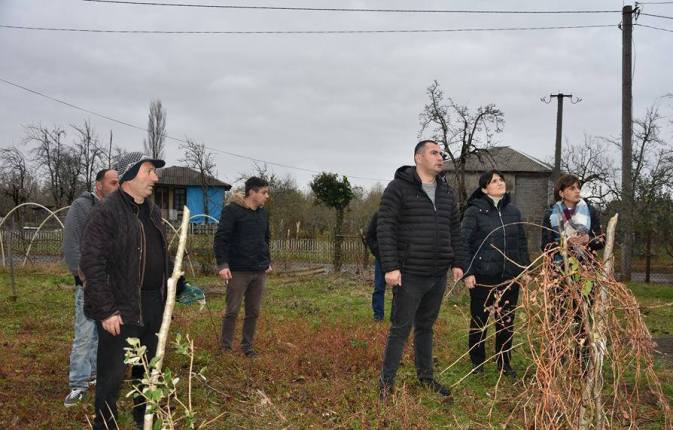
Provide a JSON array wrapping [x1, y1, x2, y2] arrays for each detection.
[[68, 285, 97, 390], [372, 259, 386, 319]]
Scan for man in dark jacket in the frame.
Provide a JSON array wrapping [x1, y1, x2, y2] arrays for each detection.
[[214, 176, 271, 357], [365, 212, 385, 320], [63, 168, 119, 407], [377, 139, 466, 399], [81, 152, 166, 430]]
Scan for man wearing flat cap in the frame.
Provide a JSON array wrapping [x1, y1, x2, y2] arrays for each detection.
[[80, 152, 167, 429]]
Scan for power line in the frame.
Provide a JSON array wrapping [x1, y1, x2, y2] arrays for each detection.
[[636, 1, 673, 4], [640, 12, 673, 19], [83, 0, 620, 14], [0, 24, 617, 35], [0, 76, 386, 182], [636, 22, 673, 31]]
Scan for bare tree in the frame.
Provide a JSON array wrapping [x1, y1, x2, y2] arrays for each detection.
[[181, 138, 216, 222], [72, 120, 104, 192], [419, 80, 504, 207], [560, 134, 616, 205], [143, 99, 167, 159], [60, 147, 85, 204], [24, 125, 69, 207], [604, 102, 673, 281], [0, 146, 35, 207]]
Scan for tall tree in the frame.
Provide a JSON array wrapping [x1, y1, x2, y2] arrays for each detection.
[[72, 120, 103, 192], [24, 125, 69, 207], [181, 138, 216, 222], [0, 146, 34, 208], [419, 80, 504, 208], [310, 172, 354, 271], [143, 99, 167, 159]]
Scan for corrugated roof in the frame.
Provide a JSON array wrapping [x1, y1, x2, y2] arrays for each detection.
[[157, 166, 232, 189], [443, 146, 552, 173]]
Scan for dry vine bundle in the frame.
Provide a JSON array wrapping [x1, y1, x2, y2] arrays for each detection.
[[490, 219, 673, 429]]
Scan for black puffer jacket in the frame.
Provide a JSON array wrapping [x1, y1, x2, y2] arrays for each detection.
[[213, 193, 271, 272], [377, 166, 466, 277], [81, 189, 167, 325], [461, 189, 530, 281]]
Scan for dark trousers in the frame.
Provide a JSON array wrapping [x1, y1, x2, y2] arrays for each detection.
[[92, 290, 164, 430], [380, 272, 447, 386], [468, 281, 519, 368], [371, 258, 386, 320], [220, 271, 266, 352]]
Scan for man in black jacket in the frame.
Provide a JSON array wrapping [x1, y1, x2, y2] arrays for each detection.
[[377, 140, 466, 399], [81, 152, 166, 430], [213, 177, 271, 357]]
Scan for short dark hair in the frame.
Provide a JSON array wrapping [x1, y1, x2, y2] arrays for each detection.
[[95, 168, 111, 182], [478, 170, 505, 189], [245, 177, 269, 196], [414, 139, 438, 155], [554, 174, 581, 201]]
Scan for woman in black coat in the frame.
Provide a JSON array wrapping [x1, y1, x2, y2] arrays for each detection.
[[461, 170, 530, 378]]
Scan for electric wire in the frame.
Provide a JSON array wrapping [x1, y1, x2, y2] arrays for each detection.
[[640, 12, 673, 19], [0, 76, 387, 181], [82, 0, 621, 14], [0, 24, 617, 35], [636, 22, 673, 31]]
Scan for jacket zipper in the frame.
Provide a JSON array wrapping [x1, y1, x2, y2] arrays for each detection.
[[137, 214, 146, 326], [497, 207, 507, 277]]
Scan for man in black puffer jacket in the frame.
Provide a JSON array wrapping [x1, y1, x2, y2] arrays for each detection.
[[81, 152, 167, 430], [213, 177, 271, 357], [377, 139, 466, 400]]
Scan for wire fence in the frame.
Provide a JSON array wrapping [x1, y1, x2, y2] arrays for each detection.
[[2, 226, 671, 283]]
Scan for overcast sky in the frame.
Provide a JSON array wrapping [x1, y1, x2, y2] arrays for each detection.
[[1, 0, 671, 190]]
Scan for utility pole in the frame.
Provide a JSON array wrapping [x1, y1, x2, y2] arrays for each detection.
[[621, 5, 634, 282], [541, 93, 582, 186]]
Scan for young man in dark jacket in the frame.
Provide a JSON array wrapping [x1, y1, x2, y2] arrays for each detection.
[[365, 212, 385, 320], [81, 152, 166, 430], [63, 168, 119, 407], [213, 177, 271, 357], [377, 140, 466, 399]]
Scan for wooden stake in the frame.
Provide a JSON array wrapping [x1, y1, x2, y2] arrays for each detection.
[[144, 206, 190, 429]]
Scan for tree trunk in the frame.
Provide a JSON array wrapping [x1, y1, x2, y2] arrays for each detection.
[[201, 184, 209, 224], [645, 229, 652, 283], [333, 208, 344, 272]]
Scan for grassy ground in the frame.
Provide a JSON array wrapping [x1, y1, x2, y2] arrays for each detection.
[[1, 266, 671, 429]]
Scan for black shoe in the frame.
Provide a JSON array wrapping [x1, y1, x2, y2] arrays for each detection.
[[244, 349, 258, 358], [419, 379, 451, 397], [499, 364, 517, 379]]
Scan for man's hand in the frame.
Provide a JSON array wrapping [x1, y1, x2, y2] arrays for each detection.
[[385, 270, 402, 287], [102, 314, 123, 336], [218, 267, 232, 281], [451, 268, 464, 282], [265, 265, 273, 274], [464, 275, 476, 289]]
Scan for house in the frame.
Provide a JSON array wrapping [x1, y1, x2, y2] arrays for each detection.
[[443, 146, 553, 250], [153, 166, 232, 224]]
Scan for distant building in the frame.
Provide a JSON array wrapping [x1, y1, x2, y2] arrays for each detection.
[[443, 146, 552, 250], [153, 166, 232, 224]]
